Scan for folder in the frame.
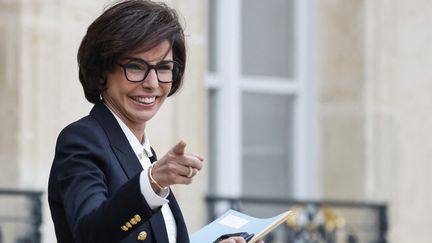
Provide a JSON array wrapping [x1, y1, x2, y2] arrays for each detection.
[[190, 209, 292, 243]]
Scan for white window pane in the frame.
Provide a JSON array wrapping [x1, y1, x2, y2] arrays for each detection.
[[208, 90, 218, 193], [241, 0, 295, 78], [208, 0, 217, 72], [241, 92, 294, 197]]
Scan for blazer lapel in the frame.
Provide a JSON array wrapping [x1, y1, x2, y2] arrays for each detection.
[[90, 101, 143, 179], [167, 194, 189, 243]]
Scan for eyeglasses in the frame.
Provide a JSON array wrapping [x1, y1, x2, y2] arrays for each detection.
[[118, 57, 181, 83]]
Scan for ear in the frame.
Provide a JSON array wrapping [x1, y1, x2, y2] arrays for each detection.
[[97, 73, 108, 101], [99, 71, 107, 83]]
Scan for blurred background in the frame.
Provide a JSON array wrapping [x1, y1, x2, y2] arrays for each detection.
[[1, 0, 431, 242]]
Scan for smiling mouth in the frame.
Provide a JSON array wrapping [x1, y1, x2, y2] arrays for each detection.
[[130, 96, 156, 105]]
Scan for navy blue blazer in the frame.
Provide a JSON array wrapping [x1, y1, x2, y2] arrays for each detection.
[[48, 101, 189, 243]]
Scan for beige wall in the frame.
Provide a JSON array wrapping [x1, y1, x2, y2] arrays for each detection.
[[317, 0, 367, 200], [365, 1, 432, 242], [0, 1, 20, 187], [318, 0, 432, 242], [2, 0, 432, 242]]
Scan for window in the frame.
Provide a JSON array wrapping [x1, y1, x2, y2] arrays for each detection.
[[207, 0, 317, 205]]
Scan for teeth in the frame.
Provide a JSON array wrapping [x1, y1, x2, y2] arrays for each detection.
[[132, 96, 156, 104]]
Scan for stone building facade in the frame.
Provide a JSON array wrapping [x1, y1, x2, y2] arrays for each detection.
[[0, 0, 431, 242]]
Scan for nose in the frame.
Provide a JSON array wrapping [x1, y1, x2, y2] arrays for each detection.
[[142, 69, 159, 90]]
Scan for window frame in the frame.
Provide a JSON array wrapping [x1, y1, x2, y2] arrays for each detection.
[[206, 0, 317, 199]]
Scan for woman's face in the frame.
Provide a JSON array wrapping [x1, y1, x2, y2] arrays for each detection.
[[103, 40, 173, 133]]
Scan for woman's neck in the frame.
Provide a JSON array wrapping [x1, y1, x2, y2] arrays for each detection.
[[103, 99, 146, 143]]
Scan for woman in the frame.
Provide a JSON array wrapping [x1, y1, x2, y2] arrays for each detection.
[[48, 1, 261, 242]]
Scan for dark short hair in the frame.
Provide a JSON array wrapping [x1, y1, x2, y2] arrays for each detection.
[[78, 0, 186, 103]]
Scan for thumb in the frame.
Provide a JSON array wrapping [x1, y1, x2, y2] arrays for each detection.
[[172, 140, 186, 155]]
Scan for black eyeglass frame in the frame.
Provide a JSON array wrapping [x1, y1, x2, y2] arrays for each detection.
[[118, 57, 181, 83]]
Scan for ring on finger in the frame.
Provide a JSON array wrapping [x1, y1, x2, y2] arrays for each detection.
[[187, 166, 193, 178]]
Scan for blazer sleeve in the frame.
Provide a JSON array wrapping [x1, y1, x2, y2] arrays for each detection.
[[52, 121, 157, 242]]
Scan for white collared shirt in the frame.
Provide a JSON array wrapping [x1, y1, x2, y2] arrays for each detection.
[[108, 108, 177, 243]]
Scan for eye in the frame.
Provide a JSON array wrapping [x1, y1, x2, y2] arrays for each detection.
[[124, 63, 145, 71], [157, 62, 174, 71]]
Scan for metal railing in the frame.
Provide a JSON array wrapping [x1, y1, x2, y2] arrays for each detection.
[[0, 189, 43, 243], [206, 195, 387, 243]]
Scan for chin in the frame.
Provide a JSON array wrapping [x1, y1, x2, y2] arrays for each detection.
[[136, 112, 157, 123]]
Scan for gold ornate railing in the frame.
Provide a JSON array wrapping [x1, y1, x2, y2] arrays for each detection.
[[206, 195, 387, 243]]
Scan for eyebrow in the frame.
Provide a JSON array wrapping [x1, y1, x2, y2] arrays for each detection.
[[123, 57, 173, 64]]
